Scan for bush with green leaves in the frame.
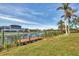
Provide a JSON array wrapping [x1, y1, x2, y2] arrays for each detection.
[[43, 30, 63, 38]]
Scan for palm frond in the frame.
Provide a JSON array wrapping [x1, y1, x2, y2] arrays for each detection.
[[57, 20, 64, 25], [68, 18, 71, 23], [61, 15, 64, 18], [56, 7, 64, 10], [62, 3, 70, 9], [73, 15, 77, 17], [68, 7, 72, 10]]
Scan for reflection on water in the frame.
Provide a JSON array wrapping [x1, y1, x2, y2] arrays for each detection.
[[0, 33, 43, 46]]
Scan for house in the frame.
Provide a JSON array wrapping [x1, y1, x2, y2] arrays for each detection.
[[0, 25, 22, 32]]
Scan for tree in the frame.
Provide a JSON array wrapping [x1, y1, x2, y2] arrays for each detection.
[[57, 20, 65, 33], [57, 3, 77, 34], [72, 17, 79, 30]]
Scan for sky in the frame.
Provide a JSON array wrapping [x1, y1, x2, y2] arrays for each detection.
[[0, 3, 79, 30]]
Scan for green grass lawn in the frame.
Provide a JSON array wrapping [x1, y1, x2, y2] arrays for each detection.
[[0, 33, 79, 56]]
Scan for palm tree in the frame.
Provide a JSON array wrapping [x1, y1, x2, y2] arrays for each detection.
[[57, 3, 77, 34], [72, 17, 79, 30], [57, 20, 65, 33]]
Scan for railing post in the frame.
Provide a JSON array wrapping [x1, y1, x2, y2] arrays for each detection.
[[1, 28, 4, 48], [28, 29, 31, 43]]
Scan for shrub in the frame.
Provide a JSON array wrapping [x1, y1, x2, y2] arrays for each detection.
[[43, 30, 63, 38], [0, 45, 3, 52]]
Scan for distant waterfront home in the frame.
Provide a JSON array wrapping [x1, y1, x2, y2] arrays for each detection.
[[10, 25, 21, 29], [0, 25, 22, 32]]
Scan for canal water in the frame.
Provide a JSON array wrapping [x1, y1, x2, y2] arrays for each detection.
[[0, 33, 43, 46]]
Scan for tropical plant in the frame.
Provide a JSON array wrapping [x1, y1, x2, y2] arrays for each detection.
[[57, 3, 77, 34], [57, 20, 65, 33], [71, 17, 79, 29]]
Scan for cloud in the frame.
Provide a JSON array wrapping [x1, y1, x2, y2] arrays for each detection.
[[0, 4, 45, 22], [0, 3, 60, 29], [28, 24, 57, 30], [0, 4, 50, 23], [0, 15, 40, 25], [24, 8, 44, 15]]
